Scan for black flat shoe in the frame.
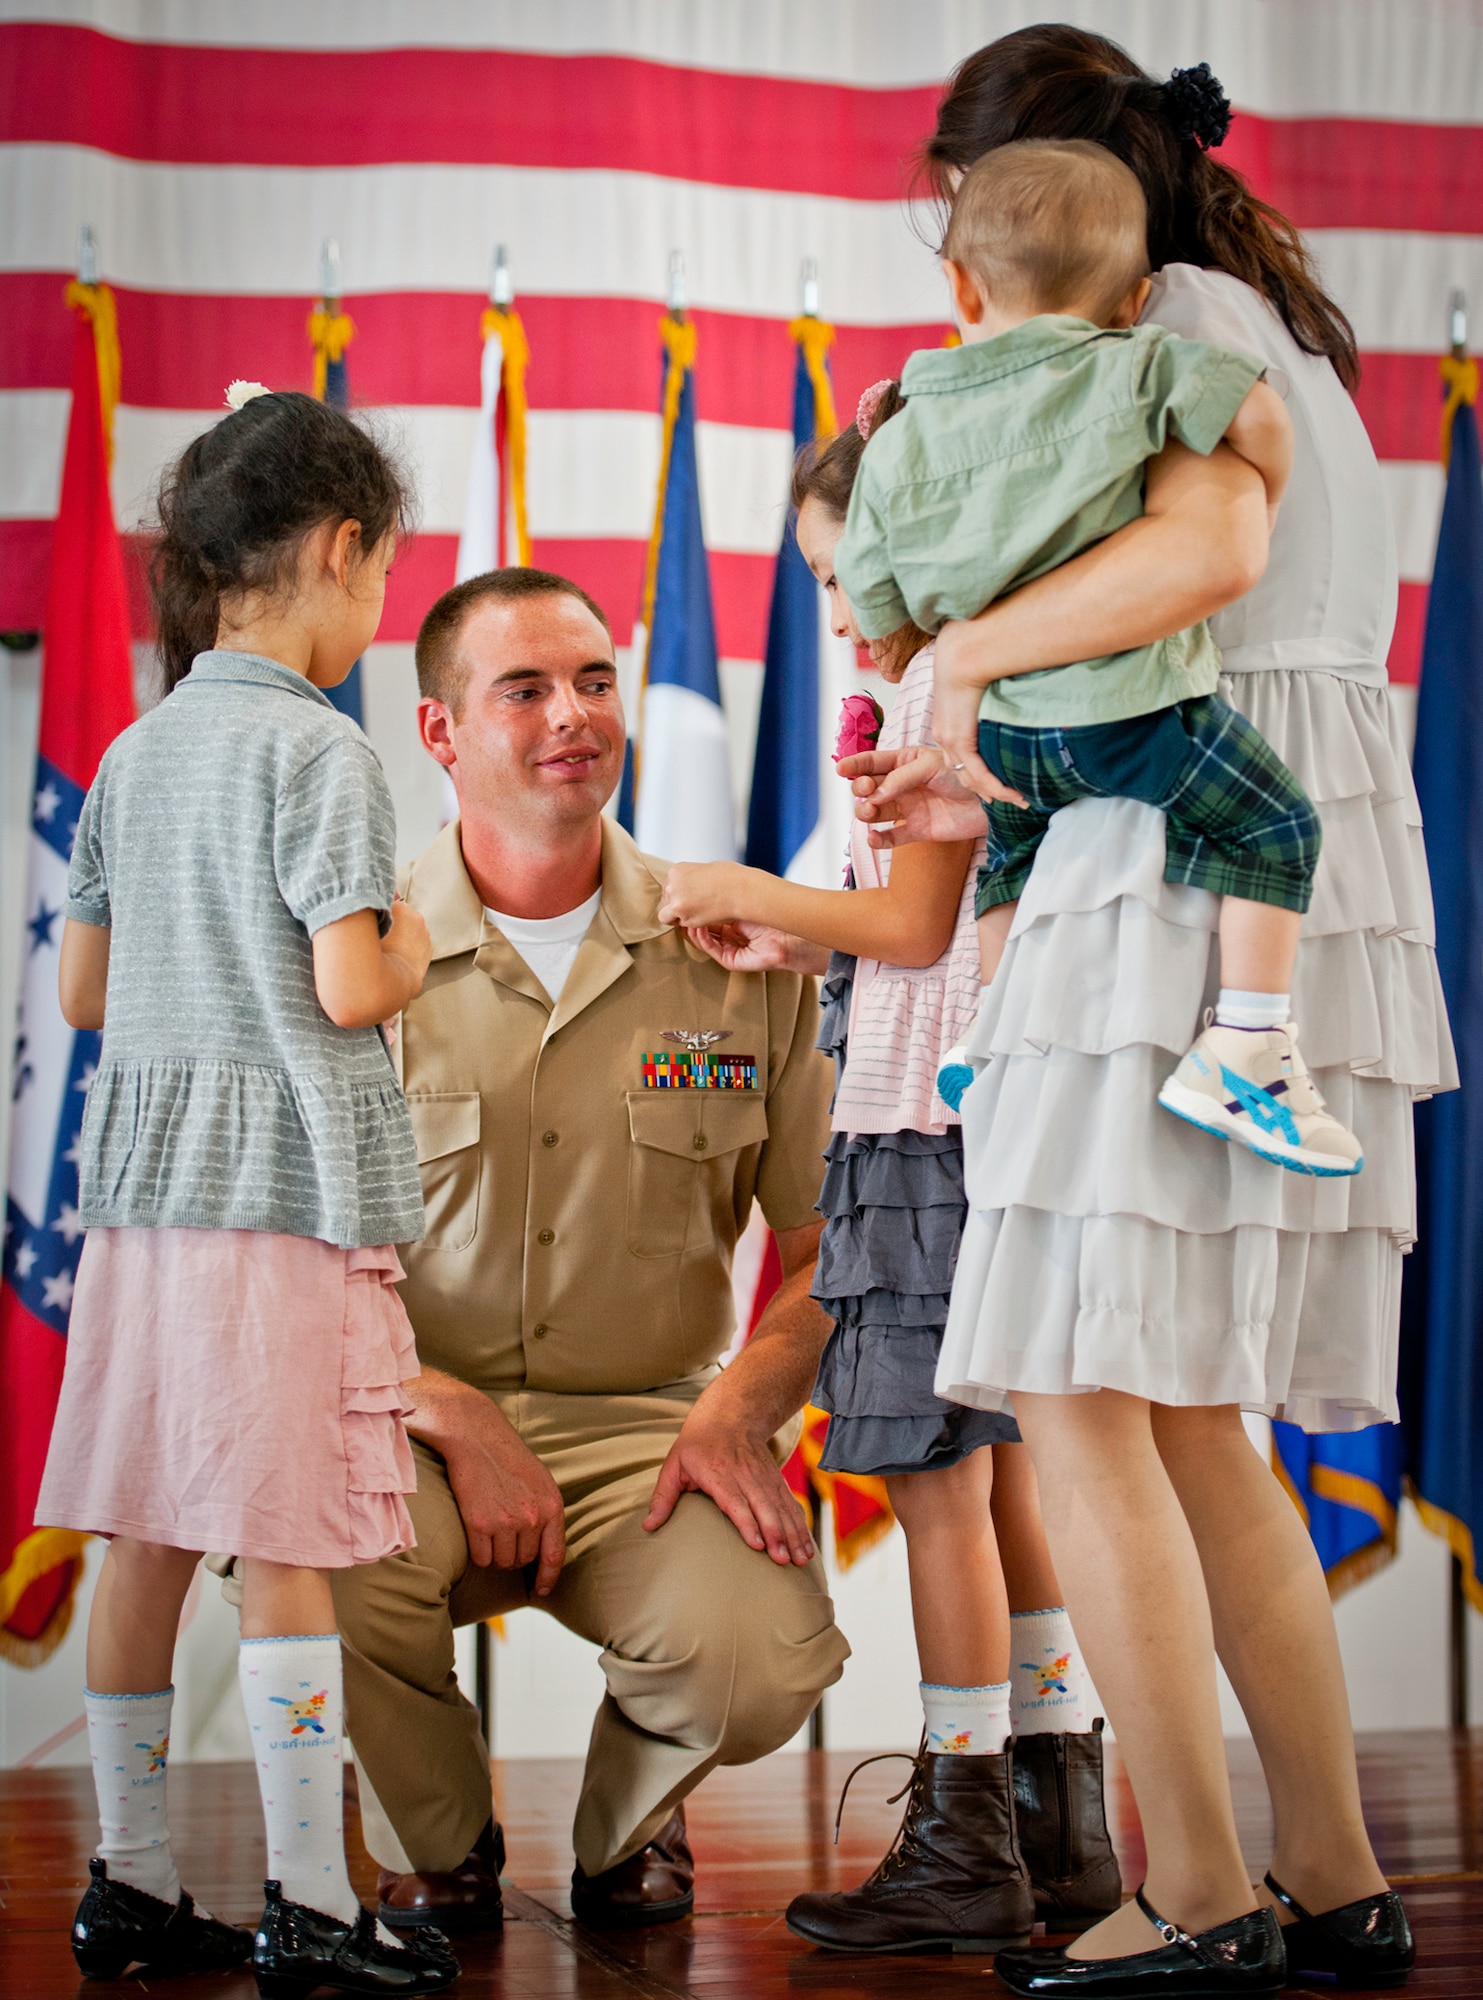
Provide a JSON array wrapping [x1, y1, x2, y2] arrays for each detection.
[[1265, 1871, 1414, 1989], [252, 1880, 459, 1997], [71, 1856, 255, 1979], [994, 1886, 1285, 1996]]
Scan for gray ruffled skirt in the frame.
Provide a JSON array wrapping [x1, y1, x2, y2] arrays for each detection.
[[810, 953, 1020, 1477]]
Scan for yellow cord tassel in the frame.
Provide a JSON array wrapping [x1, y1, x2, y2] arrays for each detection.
[[307, 306, 356, 402], [789, 314, 837, 440], [638, 313, 697, 643], [482, 304, 532, 567], [1441, 350, 1479, 469], [63, 280, 121, 467]]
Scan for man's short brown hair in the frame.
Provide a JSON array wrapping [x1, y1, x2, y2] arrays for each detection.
[[415, 567, 613, 715], [943, 138, 1148, 324]]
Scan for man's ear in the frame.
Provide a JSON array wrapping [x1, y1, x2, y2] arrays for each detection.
[[942, 257, 989, 330], [417, 697, 458, 771]]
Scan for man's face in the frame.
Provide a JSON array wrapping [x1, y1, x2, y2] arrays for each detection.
[[419, 593, 625, 830]]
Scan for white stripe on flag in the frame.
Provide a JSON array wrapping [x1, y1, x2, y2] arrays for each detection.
[[634, 682, 737, 864]]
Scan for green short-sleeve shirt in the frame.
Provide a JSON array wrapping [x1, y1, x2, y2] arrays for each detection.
[[835, 317, 1264, 728]]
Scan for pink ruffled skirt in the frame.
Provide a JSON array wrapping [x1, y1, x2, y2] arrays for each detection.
[[37, 1228, 419, 1568]]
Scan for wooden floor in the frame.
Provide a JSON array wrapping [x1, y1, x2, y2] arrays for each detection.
[[4, 1734, 1483, 1996]]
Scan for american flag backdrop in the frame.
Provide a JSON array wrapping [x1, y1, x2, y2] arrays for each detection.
[[1, 0, 1481, 775]]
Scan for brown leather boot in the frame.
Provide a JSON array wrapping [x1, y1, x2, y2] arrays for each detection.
[[1012, 1720, 1122, 1930], [785, 1748, 1034, 1954], [570, 1807, 694, 1929], [377, 1815, 505, 1935]]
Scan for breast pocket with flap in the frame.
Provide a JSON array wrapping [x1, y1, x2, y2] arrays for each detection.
[[406, 1092, 482, 1252], [624, 1091, 769, 1259]]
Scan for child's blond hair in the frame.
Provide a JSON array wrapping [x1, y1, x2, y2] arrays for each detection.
[[943, 138, 1149, 324]]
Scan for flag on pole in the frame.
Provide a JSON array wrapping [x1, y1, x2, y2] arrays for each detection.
[[1271, 1422, 1402, 1594], [0, 275, 135, 1664], [745, 315, 837, 879], [623, 310, 735, 862], [1398, 338, 1483, 1605], [308, 269, 363, 724], [456, 288, 531, 583]]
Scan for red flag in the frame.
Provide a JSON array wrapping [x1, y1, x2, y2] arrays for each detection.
[[0, 282, 134, 1663]]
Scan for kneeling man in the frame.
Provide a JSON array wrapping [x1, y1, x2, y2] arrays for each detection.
[[335, 569, 849, 1932]]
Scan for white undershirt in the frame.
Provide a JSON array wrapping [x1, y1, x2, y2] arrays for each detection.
[[484, 889, 602, 1002]]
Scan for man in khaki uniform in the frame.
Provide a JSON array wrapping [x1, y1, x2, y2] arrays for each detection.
[[334, 567, 849, 1933]]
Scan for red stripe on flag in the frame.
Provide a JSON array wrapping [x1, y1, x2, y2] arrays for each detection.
[[0, 518, 53, 630], [0, 1288, 70, 1580], [1354, 352, 1447, 465], [5, 23, 1483, 235], [1388, 581, 1429, 687]]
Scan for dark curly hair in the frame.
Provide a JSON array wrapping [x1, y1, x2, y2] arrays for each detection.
[[151, 390, 413, 692], [921, 25, 1359, 390]]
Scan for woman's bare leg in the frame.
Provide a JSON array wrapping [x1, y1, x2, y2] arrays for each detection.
[[1013, 1389, 1256, 1958], [87, 1539, 202, 1693], [989, 1440, 1063, 1612], [886, 1450, 1009, 1686], [1150, 1404, 1388, 1914]]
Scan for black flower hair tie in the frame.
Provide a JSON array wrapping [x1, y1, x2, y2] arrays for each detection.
[[1163, 63, 1233, 150]]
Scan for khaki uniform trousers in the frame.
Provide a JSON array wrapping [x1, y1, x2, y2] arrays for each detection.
[[332, 1383, 851, 1879]]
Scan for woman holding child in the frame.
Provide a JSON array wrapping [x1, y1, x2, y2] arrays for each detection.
[[672, 24, 1450, 1997]]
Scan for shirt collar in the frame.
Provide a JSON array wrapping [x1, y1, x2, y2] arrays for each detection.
[[179, 650, 337, 708], [900, 316, 1118, 395]]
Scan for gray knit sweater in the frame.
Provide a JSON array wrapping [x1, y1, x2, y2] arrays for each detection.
[[66, 651, 425, 1247]]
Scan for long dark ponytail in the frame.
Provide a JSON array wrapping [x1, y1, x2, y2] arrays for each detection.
[[922, 25, 1359, 390], [151, 390, 412, 692]]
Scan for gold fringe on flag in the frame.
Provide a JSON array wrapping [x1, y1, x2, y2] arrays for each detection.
[[63, 280, 120, 467], [789, 314, 837, 440], [630, 312, 698, 800], [1441, 351, 1478, 469], [481, 304, 532, 566], [307, 306, 356, 402], [0, 1526, 90, 1667]]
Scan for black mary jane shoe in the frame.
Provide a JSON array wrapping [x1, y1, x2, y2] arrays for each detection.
[[1265, 1871, 1415, 1989], [71, 1855, 255, 1979], [252, 1880, 459, 1997], [994, 1886, 1285, 1997]]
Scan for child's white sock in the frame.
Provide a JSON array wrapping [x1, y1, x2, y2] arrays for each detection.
[[1011, 1609, 1096, 1734], [1214, 989, 1291, 1031], [239, 1635, 360, 1924], [85, 1686, 181, 1905], [921, 1681, 1011, 1755]]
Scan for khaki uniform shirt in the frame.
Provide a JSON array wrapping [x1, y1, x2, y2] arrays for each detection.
[[394, 818, 832, 1398]]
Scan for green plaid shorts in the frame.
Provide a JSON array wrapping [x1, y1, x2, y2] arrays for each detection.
[[974, 694, 1321, 918]]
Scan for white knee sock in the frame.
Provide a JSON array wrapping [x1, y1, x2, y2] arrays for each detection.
[[85, 1686, 181, 1905], [921, 1681, 1011, 1755], [239, 1635, 359, 1924], [1214, 989, 1290, 1031], [1010, 1608, 1096, 1734]]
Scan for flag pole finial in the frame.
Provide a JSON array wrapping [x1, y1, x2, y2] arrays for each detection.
[[800, 257, 820, 319], [1450, 289, 1469, 359], [491, 244, 513, 309], [320, 236, 342, 306], [667, 249, 687, 318], [76, 225, 98, 286]]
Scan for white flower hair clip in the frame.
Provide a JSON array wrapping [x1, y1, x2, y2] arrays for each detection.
[[224, 380, 272, 412]]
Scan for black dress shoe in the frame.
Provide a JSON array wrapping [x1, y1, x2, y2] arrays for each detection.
[[71, 1856, 255, 1979], [378, 1814, 505, 1934], [570, 1807, 694, 1928], [994, 1886, 1285, 1996], [1265, 1871, 1414, 1989], [252, 1879, 459, 1996]]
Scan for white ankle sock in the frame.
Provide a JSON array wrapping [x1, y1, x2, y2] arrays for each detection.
[[239, 1635, 360, 1924], [1011, 1609, 1096, 1734], [85, 1686, 181, 1905], [1214, 989, 1290, 1031], [920, 1681, 1011, 1755]]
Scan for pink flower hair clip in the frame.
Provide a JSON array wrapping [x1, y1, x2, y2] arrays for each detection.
[[856, 379, 893, 439]]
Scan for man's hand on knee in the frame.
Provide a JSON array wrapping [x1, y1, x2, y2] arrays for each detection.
[[406, 1368, 566, 1595], [643, 1406, 815, 1567]]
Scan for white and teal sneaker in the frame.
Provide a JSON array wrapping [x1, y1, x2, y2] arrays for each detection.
[[936, 1045, 983, 1113], [1158, 1019, 1363, 1178]]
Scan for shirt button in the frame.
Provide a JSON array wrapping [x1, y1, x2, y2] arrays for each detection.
[[532, 1323, 549, 1340], [537, 1229, 554, 1246], [692, 1133, 708, 1152], [542, 1130, 558, 1147]]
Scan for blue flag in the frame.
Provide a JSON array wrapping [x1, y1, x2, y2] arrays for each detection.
[[627, 321, 734, 861], [1271, 1422, 1402, 1593], [1399, 386, 1483, 1595], [321, 347, 364, 727], [747, 345, 821, 876]]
